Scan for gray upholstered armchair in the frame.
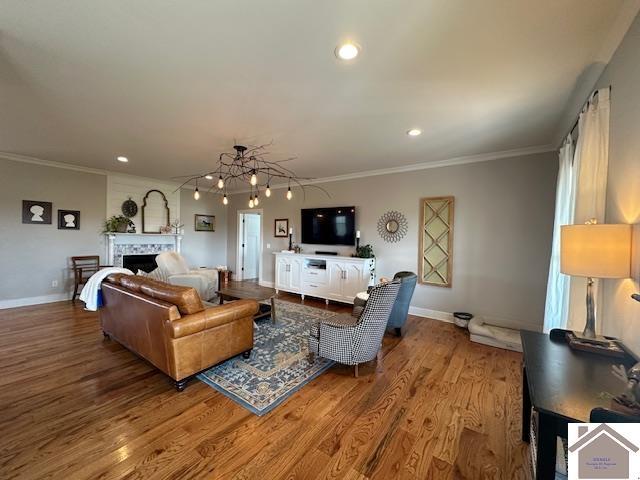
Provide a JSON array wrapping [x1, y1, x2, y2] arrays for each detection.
[[386, 271, 417, 336], [308, 281, 400, 377], [352, 271, 417, 337]]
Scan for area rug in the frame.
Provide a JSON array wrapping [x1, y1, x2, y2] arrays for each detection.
[[197, 300, 337, 416]]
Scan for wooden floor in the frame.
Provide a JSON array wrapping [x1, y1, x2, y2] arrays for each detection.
[[0, 290, 529, 480]]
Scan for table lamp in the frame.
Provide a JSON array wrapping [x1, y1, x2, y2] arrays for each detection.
[[561, 221, 631, 344]]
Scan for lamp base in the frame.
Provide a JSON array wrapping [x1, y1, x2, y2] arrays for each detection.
[[571, 331, 612, 346], [566, 331, 626, 357]]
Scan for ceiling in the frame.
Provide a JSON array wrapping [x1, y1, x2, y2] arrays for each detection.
[[0, 1, 636, 183]]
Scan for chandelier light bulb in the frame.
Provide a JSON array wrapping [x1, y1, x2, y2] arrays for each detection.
[[265, 185, 271, 197], [286, 187, 292, 200], [336, 42, 360, 60], [194, 187, 200, 200], [249, 196, 254, 208], [223, 194, 228, 205], [254, 195, 259, 206], [217, 176, 224, 189], [205, 174, 213, 180], [250, 172, 258, 186]]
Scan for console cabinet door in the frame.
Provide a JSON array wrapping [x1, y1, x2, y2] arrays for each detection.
[[342, 263, 367, 301], [275, 257, 290, 290], [289, 258, 302, 291], [326, 261, 345, 299]]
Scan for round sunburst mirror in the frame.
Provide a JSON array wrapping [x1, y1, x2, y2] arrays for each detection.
[[377, 211, 408, 243]]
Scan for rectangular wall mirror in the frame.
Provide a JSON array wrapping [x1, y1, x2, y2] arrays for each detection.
[[419, 196, 454, 287]]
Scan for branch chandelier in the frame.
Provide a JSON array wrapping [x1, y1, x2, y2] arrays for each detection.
[[174, 143, 327, 207]]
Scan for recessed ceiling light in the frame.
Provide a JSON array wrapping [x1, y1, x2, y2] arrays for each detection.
[[407, 129, 422, 137], [116, 156, 128, 162], [205, 174, 213, 180], [335, 42, 360, 60]]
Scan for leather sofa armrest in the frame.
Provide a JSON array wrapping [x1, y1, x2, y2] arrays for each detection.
[[167, 299, 258, 339]]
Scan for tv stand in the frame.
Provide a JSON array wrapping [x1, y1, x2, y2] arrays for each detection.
[[273, 252, 375, 304]]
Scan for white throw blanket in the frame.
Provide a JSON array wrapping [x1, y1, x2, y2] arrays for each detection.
[[79, 267, 132, 311]]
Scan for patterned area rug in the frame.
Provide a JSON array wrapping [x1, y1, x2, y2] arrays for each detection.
[[197, 300, 337, 416]]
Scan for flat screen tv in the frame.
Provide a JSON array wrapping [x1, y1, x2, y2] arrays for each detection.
[[301, 207, 356, 246]]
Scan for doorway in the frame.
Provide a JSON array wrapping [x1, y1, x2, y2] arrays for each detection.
[[236, 210, 262, 281]]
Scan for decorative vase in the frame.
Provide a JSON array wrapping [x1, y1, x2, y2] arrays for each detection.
[[116, 224, 128, 233]]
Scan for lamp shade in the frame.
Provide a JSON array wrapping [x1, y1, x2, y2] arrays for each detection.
[[560, 224, 631, 278]]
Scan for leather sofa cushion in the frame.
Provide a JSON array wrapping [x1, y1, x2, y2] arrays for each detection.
[[119, 275, 149, 292], [105, 272, 129, 285], [104, 272, 204, 315], [139, 280, 204, 315]]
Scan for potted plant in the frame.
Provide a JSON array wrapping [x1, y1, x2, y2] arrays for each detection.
[[355, 244, 375, 258], [104, 215, 134, 233]]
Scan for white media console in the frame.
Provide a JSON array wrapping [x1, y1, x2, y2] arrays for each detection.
[[273, 252, 375, 304]]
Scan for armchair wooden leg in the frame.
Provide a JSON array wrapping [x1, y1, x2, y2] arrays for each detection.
[[72, 281, 80, 302], [354, 364, 359, 378], [395, 327, 402, 337], [308, 352, 316, 364]]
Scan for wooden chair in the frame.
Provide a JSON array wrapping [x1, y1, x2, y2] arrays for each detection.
[[71, 256, 110, 301]]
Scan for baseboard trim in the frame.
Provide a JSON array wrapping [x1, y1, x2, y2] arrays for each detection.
[[259, 280, 275, 288], [408, 306, 454, 323], [0, 293, 70, 309]]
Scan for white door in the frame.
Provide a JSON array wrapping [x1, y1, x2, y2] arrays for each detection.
[[241, 213, 261, 280], [342, 263, 366, 301], [326, 261, 345, 299]]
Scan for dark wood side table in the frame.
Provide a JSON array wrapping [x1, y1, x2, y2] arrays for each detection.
[[217, 284, 277, 324], [520, 329, 637, 479]]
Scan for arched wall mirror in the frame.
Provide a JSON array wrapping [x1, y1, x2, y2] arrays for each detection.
[[142, 189, 170, 233]]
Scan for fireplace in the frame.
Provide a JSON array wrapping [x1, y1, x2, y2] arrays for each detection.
[[123, 254, 158, 273]]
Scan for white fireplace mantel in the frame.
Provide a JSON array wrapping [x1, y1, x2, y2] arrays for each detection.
[[106, 233, 183, 267]]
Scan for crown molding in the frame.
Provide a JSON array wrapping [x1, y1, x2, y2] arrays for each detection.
[[0, 151, 186, 191], [0, 151, 108, 175], [1, 143, 554, 195], [230, 143, 555, 193]]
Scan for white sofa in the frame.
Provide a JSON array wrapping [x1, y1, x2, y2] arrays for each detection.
[[155, 252, 218, 301]]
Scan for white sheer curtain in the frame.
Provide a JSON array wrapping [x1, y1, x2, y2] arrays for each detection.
[[567, 87, 610, 332], [543, 135, 576, 332], [543, 87, 610, 333]]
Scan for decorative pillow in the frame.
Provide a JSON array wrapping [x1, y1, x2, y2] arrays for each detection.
[[148, 268, 170, 283]]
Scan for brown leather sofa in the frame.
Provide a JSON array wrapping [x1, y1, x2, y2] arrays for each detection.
[[100, 273, 258, 391]]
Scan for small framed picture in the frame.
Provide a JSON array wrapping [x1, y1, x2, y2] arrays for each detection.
[[195, 214, 215, 232], [274, 218, 289, 237], [22, 200, 52, 224], [58, 210, 80, 230]]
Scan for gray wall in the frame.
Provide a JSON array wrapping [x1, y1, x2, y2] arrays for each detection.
[[594, 12, 640, 355], [179, 189, 228, 269], [227, 151, 557, 329], [0, 157, 229, 305], [0, 158, 107, 303]]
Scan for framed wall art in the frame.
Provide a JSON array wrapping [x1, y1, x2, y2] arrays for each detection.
[[419, 196, 454, 287], [22, 200, 52, 224], [194, 214, 215, 232], [58, 210, 80, 230], [274, 218, 289, 237]]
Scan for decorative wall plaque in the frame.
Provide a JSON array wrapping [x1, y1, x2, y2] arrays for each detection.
[[419, 196, 454, 287]]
